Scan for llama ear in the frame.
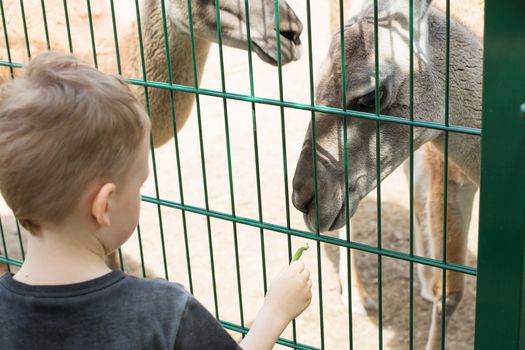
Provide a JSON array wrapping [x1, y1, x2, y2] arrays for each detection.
[[418, 0, 433, 21], [414, 0, 432, 19], [390, 0, 432, 21], [386, 0, 432, 59], [414, 0, 432, 59], [385, 0, 432, 21]]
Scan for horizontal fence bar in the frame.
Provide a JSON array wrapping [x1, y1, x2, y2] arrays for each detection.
[[129, 79, 481, 136], [0, 255, 22, 267], [141, 195, 476, 276], [0, 261, 316, 349], [0, 60, 481, 136], [220, 320, 319, 350], [1, 256, 316, 348], [0, 61, 23, 69]]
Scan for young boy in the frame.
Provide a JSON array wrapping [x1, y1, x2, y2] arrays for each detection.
[[0, 52, 312, 350]]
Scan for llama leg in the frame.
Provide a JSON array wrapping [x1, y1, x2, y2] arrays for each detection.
[[403, 150, 434, 302], [338, 225, 377, 314], [414, 205, 435, 303], [425, 152, 477, 350], [338, 228, 366, 314]]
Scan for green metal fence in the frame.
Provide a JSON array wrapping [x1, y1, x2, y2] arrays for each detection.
[[474, 0, 525, 348], [0, 0, 524, 349]]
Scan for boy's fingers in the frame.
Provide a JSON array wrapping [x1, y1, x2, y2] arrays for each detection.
[[290, 261, 305, 273], [301, 268, 310, 280]]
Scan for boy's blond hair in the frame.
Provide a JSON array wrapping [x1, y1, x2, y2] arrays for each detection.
[[0, 52, 150, 233]]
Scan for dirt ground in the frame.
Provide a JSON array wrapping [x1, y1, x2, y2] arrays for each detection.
[[0, 1, 483, 349]]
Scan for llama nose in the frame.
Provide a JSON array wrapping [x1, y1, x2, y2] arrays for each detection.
[[280, 30, 302, 46], [292, 187, 313, 214], [292, 145, 315, 214], [278, 2, 303, 43]]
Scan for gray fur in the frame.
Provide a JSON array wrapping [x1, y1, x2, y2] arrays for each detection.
[[292, 0, 482, 233]]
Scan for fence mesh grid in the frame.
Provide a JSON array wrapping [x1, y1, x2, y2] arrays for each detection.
[[0, 1, 486, 349]]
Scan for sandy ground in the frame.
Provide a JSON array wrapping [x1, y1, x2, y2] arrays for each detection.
[[0, 1, 483, 349]]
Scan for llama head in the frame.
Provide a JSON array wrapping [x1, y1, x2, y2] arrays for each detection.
[[165, 0, 303, 65], [292, 0, 440, 232]]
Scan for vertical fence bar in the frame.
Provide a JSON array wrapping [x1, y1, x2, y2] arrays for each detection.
[[108, 0, 125, 271], [134, 0, 169, 280], [86, 0, 98, 68], [0, 217, 11, 273], [305, 0, 325, 347], [408, 0, 415, 349], [372, 0, 383, 348], [274, 1, 297, 344], [136, 224, 147, 277], [213, 0, 245, 329], [338, 1, 355, 348], [440, 0, 451, 348], [243, 0, 268, 295], [474, 0, 525, 349], [63, 0, 73, 53], [159, 0, 194, 294], [14, 221, 24, 260], [0, 0, 14, 79], [116, 247, 125, 271], [19, 0, 31, 59], [185, 0, 220, 318], [40, 0, 50, 50], [109, 0, 122, 75]]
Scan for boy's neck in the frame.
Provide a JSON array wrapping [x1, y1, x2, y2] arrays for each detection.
[[13, 222, 112, 286]]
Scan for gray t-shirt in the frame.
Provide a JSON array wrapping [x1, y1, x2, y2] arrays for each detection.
[[0, 271, 242, 350]]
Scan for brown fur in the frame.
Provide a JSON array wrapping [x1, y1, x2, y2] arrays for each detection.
[[124, 1, 211, 146], [0, 0, 303, 271], [330, 0, 352, 33], [411, 2, 482, 347]]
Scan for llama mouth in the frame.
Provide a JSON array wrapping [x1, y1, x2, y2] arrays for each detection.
[[328, 204, 346, 231], [303, 201, 346, 233], [303, 193, 360, 233], [251, 33, 302, 66], [329, 187, 363, 231]]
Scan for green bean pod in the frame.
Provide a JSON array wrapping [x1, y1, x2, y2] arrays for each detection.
[[291, 243, 309, 261]]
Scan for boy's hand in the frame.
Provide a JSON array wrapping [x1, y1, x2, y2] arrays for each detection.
[[264, 261, 312, 322], [240, 262, 312, 350]]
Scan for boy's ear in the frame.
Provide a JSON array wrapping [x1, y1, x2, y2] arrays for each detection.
[[91, 183, 116, 226]]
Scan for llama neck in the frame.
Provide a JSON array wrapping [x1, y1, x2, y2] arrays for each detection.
[[426, 10, 483, 185], [127, 0, 211, 147]]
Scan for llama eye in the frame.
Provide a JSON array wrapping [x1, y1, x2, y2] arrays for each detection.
[[356, 89, 385, 109]]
